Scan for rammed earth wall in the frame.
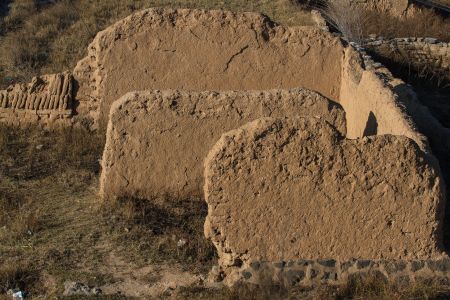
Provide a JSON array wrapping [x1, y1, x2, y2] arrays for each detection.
[[204, 117, 446, 284], [73, 9, 344, 128], [99, 89, 346, 200]]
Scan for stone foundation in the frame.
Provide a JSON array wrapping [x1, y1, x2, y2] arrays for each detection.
[[216, 258, 450, 287]]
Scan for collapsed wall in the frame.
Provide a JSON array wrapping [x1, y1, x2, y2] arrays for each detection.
[[364, 36, 450, 81], [99, 89, 346, 201], [204, 117, 445, 283], [0, 72, 73, 126], [95, 9, 450, 268], [73, 8, 344, 128]]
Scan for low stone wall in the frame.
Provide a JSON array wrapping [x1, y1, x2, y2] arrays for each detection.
[[220, 258, 450, 287], [0, 72, 73, 126], [100, 89, 345, 201], [204, 117, 446, 284], [364, 36, 450, 80]]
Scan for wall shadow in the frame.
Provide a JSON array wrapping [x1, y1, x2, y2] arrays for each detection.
[[0, 0, 11, 19], [363, 111, 378, 136]]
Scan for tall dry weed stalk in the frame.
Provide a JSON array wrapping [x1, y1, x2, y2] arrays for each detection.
[[314, 0, 364, 43]]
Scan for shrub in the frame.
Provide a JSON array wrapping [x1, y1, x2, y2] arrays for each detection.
[[316, 0, 364, 43]]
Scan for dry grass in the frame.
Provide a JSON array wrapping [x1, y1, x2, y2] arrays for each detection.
[[360, 8, 450, 41], [0, 125, 104, 180], [0, 263, 40, 295], [316, 0, 450, 42], [436, 0, 450, 6], [172, 274, 450, 300], [103, 195, 217, 272], [330, 274, 450, 300]]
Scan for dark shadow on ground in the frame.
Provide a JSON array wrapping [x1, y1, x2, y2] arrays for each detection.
[[0, 0, 11, 19]]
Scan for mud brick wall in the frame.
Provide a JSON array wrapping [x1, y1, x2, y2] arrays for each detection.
[[0, 72, 73, 126]]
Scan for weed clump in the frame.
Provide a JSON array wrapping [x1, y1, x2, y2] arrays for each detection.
[[0, 263, 39, 295]]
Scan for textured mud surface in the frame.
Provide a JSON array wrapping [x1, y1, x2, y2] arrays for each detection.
[[73, 8, 344, 127], [100, 89, 345, 201], [204, 117, 445, 278]]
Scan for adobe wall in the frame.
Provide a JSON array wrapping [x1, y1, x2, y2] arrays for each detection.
[[339, 47, 428, 148], [71, 8, 447, 157], [204, 117, 446, 283], [340, 44, 450, 156], [73, 8, 344, 128], [99, 89, 346, 201], [0, 72, 73, 126]]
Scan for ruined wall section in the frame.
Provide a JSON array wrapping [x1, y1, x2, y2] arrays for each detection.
[[339, 47, 428, 149], [73, 8, 344, 128], [0, 72, 73, 126], [204, 117, 445, 283], [340, 44, 450, 156], [364, 36, 450, 81], [100, 89, 346, 201]]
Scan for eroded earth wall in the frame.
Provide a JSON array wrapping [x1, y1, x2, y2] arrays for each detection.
[[340, 45, 450, 158], [339, 47, 429, 150], [204, 117, 445, 282], [99, 89, 346, 201], [0, 72, 73, 126], [73, 8, 344, 128]]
